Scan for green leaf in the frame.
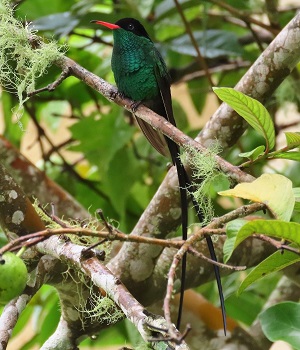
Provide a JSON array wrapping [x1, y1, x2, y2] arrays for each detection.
[[294, 202, 300, 211], [16, 0, 71, 18], [187, 78, 209, 114], [69, 108, 134, 172], [172, 99, 189, 131], [238, 249, 300, 294], [223, 219, 247, 263], [259, 302, 300, 350], [208, 173, 230, 199], [271, 151, 300, 161], [169, 30, 243, 58], [81, 320, 127, 347], [2, 91, 28, 147], [102, 147, 140, 227], [32, 12, 79, 36], [130, 182, 150, 210], [234, 220, 300, 250], [124, 318, 145, 349], [294, 188, 300, 211], [39, 101, 69, 132], [129, 0, 155, 17], [219, 174, 295, 221], [293, 188, 300, 198], [35, 296, 60, 345], [155, 0, 203, 20], [239, 145, 265, 161], [285, 131, 300, 148], [12, 285, 59, 346], [213, 87, 275, 151], [226, 290, 264, 325]]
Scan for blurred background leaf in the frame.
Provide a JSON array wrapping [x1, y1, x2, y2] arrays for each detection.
[[2, 0, 300, 348]]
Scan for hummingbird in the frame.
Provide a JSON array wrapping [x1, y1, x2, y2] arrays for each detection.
[[91, 17, 226, 333]]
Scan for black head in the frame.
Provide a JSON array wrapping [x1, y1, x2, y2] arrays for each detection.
[[115, 18, 151, 40]]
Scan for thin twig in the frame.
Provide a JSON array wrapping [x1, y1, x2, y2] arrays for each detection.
[[175, 60, 251, 84], [209, 0, 279, 35], [43, 138, 75, 161], [163, 202, 265, 328], [27, 67, 70, 97], [245, 22, 265, 52], [70, 30, 113, 47], [96, 209, 115, 237], [0, 227, 182, 256], [173, 0, 215, 89], [189, 247, 246, 270], [149, 323, 192, 345], [0, 225, 225, 257], [24, 103, 110, 201], [255, 234, 300, 255]]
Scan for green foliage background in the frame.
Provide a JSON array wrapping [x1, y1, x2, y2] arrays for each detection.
[[1, 0, 300, 349]]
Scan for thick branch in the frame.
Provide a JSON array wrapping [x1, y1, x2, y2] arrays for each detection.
[[199, 12, 300, 148], [0, 295, 30, 349], [37, 236, 189, 349], [0, 162, 46, 237], [0, 136, 90, 220], [40, 317, 79, 350]]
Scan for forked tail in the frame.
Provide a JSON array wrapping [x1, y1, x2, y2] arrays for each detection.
[[166, 137, 226, 334]]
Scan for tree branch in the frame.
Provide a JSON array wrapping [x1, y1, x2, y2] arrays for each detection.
[[199, 12, 300, 148], [37, 236, 189, 349], [0, 295, 31, 349], [0, 135, 91, 220]]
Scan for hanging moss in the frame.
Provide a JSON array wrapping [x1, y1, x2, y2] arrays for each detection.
[[182, 142, 224, 225], [0, 0, 66, 118], [80, 292, 124, 326]]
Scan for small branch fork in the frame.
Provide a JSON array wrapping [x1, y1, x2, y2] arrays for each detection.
[[173, 0, 215, 89], [26, 66, 70, 97], [1, 201, 284, 346], [1, 200, 292, 344], [208, 0, 280, 35], [255, 234, 300, 256], [163, 202, 266, 338], [35, 235, 191, 349], [0, 224, 240, 270]]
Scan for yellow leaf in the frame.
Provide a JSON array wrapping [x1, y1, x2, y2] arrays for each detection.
[[218, 174, 294, 221]]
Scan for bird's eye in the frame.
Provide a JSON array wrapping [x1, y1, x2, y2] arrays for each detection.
[[128, 23, 134, 30]]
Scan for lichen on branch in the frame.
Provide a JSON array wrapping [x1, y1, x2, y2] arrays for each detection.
[[182, 143, 225, 225], [0, 0, 66, 116]]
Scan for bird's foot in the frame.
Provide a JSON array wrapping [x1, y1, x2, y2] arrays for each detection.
[[109, 89, 118, 100], [118, 91, 126, 99], [130, 100, 142, 112], [110, 90, 128, 102]]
